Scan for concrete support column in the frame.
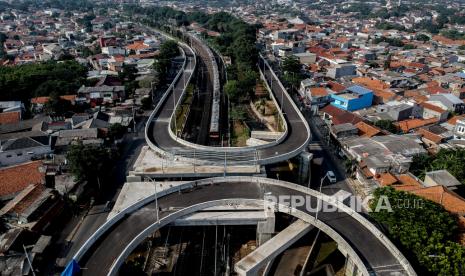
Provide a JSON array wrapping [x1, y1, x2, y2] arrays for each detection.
[[344, 255, 359, 276], [256, 210, 275, 246]]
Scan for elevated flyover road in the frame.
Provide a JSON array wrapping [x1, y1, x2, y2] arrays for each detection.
[[145, 34, 310, 165], [71, 177, 416, 276]]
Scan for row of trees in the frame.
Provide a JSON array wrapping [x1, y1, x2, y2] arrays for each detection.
[[370, 187, 465, 275], [0, 60, 88, 101], [373, 36, 405, 47], [198, 12, 259, 104]]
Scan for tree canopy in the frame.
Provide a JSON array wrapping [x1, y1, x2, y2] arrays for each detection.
[[66, 143, 116, 186], [370, 187, 464, 275], [374, 119, 397, 134], [281, 55, 304, 88], [410, 149, 465, 185], [44, 92, 73, 116], [153, 40, 180, 83], [0, 61, 87, 101]]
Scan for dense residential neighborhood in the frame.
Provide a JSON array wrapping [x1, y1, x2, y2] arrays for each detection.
[[0, 0, 465, 275]]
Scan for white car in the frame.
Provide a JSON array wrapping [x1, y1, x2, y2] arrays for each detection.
[[327, 171, 337, 183]]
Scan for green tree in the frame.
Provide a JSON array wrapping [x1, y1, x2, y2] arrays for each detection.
[[410, 149, 465, 184], [282, 55, 301, 74], [103, 21, 113, 31], [237, 69, 257, 98], [153, 40, 180, 83], [66, 143, 116, 186], [374, 119, 397, 133], [158, 40, 179, 59], [415, 34, 430, 42], [141, 96, 152, 110], [403, 44, 416, 50], [224, 80, 240, 102], [229, 105, 246, 120], [108, 123, 127, 140], [44, 92, 73, 115]]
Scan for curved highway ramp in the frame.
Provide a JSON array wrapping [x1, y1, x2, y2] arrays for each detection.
[[145, 35, 311, 165], [70, 177, 415, 276]]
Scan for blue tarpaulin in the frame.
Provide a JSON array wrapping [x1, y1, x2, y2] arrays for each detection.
[[62, 259, 80, 276]]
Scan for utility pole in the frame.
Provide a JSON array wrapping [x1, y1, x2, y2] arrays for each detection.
[[315, 173, 329, 222]]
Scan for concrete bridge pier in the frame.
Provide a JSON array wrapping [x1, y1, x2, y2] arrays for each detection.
[[236, 220, 313, 276], [256, 209, 275, 245], [344, 255, 362, 276]]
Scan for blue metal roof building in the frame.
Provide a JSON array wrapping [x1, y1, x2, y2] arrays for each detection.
[[330, 85, 373, 111]]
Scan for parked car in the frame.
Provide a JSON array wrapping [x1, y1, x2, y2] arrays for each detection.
[[327, 171, 337, 183]]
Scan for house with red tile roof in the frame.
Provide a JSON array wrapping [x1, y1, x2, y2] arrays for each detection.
[[395, 117, 438, 133], [320, 104, 363, 126], [0, 161, 45, 201], [354, 121, 382, 137], [31, 95, 77, 112], [0, 111, 21, 125], [420, 102, 449, 122]]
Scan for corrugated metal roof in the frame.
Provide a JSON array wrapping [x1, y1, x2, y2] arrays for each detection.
[[347, 85, 372, 95]]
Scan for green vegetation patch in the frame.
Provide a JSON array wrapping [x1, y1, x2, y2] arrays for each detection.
[[370, 187, 465, 275]]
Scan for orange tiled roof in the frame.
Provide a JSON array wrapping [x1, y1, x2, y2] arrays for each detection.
[[396, 117, 438, 133], [411, 186, 465, 215], [126, 41, 150, 51], [420, 102, 447, 113], [10, 184, 46, 215], [446, 115, 465, 126], [352, 77, 389, 90], [426, 85, 449, 94], [397, 174, 422, 186], [31, 95, 76, 104], [327, 81, 346, 93], [404, 89, 423, 98], [0, 111, 20, 125], [433, 35, 465, 46], [310, 87, 328, 97], [354, 121, 381, 137], [31, 96, 50, 104], [320, 105, 363, 125], [373, 89, 396, 101], [375, 172, 398, 186], [417, 128, 444, 144], [0, 161, 45, 198]]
